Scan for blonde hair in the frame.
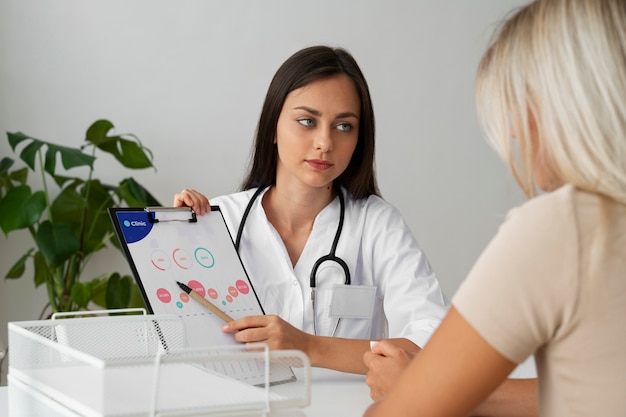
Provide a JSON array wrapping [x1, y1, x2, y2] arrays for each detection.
[[476, 0, 626, 204]]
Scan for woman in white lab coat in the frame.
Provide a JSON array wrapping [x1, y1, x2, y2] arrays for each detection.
[[174, 45, 449, 374]]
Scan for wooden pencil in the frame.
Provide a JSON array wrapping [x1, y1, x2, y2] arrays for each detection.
[[176, 281, 234, 323]]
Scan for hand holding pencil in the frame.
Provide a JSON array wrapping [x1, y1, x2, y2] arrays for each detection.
[[176, 281, 234, 323]]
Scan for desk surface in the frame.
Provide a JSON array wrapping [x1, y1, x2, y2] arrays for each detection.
[[0, 358, 535, 416], [0, 367, 371, 417], [303, 368, 371, 416]]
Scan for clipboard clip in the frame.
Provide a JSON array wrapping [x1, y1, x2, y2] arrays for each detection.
[[145, 207, 197, 223]]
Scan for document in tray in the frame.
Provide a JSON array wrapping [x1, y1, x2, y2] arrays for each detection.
[[108, 206, 296, 385]]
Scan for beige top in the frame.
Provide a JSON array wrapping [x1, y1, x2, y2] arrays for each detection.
[[454, 184, 626, 416]]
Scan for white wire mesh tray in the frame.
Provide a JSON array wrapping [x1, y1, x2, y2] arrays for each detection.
[[8, 310, 310, 416]]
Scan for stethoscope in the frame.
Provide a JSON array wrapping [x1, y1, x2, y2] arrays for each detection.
[[234, 185, 351, 336]]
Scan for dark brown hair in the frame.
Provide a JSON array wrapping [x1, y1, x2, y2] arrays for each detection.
[[240, 45, 380, 199]]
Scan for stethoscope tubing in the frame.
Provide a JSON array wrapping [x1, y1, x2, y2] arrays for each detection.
[[235, 185, 351, 336], [308, 188, 351, 288]]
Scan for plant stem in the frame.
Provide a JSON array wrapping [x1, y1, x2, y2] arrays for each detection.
[[67, 146, 97, 292], [37, 147, 53, 223], [45, 276, 59, 313]]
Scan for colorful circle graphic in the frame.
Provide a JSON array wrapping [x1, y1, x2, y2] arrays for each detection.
[[150, 250, 170, 271], [207, 288, 219, 299], [187, 280, 206, 297], [156, 288, 172, 304], [172, 248, 193, 269], [194, 248, 215, 268], [235, 280, 250, 295]]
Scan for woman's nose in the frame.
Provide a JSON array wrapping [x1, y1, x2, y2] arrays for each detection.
[[315, 128, 333, 152]]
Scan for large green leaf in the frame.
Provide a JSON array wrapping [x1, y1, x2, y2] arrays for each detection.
[[0, 157, 14, 173], [81, 180, 116, 254], [52, 175, 81, 188], [7, 132, 96, 176], [105, 273, 131, 309], [50, 180, 115, 255], [0, 186, 46, 234], [90, 276, 107, 308], [85, 119, 115, 143], [70, 281, 93, 309], [91, 273, 145, 311], [43, 143, 96, 176], [9, 167, 29, 186], [4, 248, 34, 279], [0, 164, 29, 199], [35, 221, 80, 266], [33, 251, 51, 287], [49, 185, 86, 229], [128, 282, 147, 309], [85, 120, 154, 169], [8, 133, 44, 170], [96, 136, 154, 169], [118, 177, 161, 207], [0, 158, 14, 197]]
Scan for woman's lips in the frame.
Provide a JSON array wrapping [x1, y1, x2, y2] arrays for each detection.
[[306, 159, 333, 170]]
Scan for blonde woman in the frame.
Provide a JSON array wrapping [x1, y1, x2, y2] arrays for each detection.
[[364, 0, 626, 416]]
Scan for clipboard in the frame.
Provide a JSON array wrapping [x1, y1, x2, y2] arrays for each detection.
[[108, 206, 296, 385]]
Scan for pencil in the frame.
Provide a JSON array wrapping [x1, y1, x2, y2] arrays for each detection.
[[176, 281, 234, 323]]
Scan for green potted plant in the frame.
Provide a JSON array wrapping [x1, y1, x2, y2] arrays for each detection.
[[0, 119, 160, 316]]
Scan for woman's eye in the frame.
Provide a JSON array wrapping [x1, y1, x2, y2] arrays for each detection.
[[297, 118, 314, 127], [337, 122, 353, 132]]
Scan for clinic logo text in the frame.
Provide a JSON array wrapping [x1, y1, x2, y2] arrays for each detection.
[[123, 220, 147, 227]]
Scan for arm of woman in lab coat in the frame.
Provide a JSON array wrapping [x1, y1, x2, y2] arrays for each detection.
[[223, 313, 420, 374], [306, 335, 420, 374]]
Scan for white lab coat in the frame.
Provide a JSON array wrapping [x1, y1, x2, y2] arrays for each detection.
[[212, 187, 449, 347]]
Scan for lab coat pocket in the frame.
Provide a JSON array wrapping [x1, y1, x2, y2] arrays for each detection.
[[329, 285, 377, 319]]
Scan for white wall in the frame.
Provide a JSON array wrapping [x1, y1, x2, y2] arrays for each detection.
[[0, 0, 529, 383]]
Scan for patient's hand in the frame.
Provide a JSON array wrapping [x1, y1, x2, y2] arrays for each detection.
[[363, 340, 416, 400]]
